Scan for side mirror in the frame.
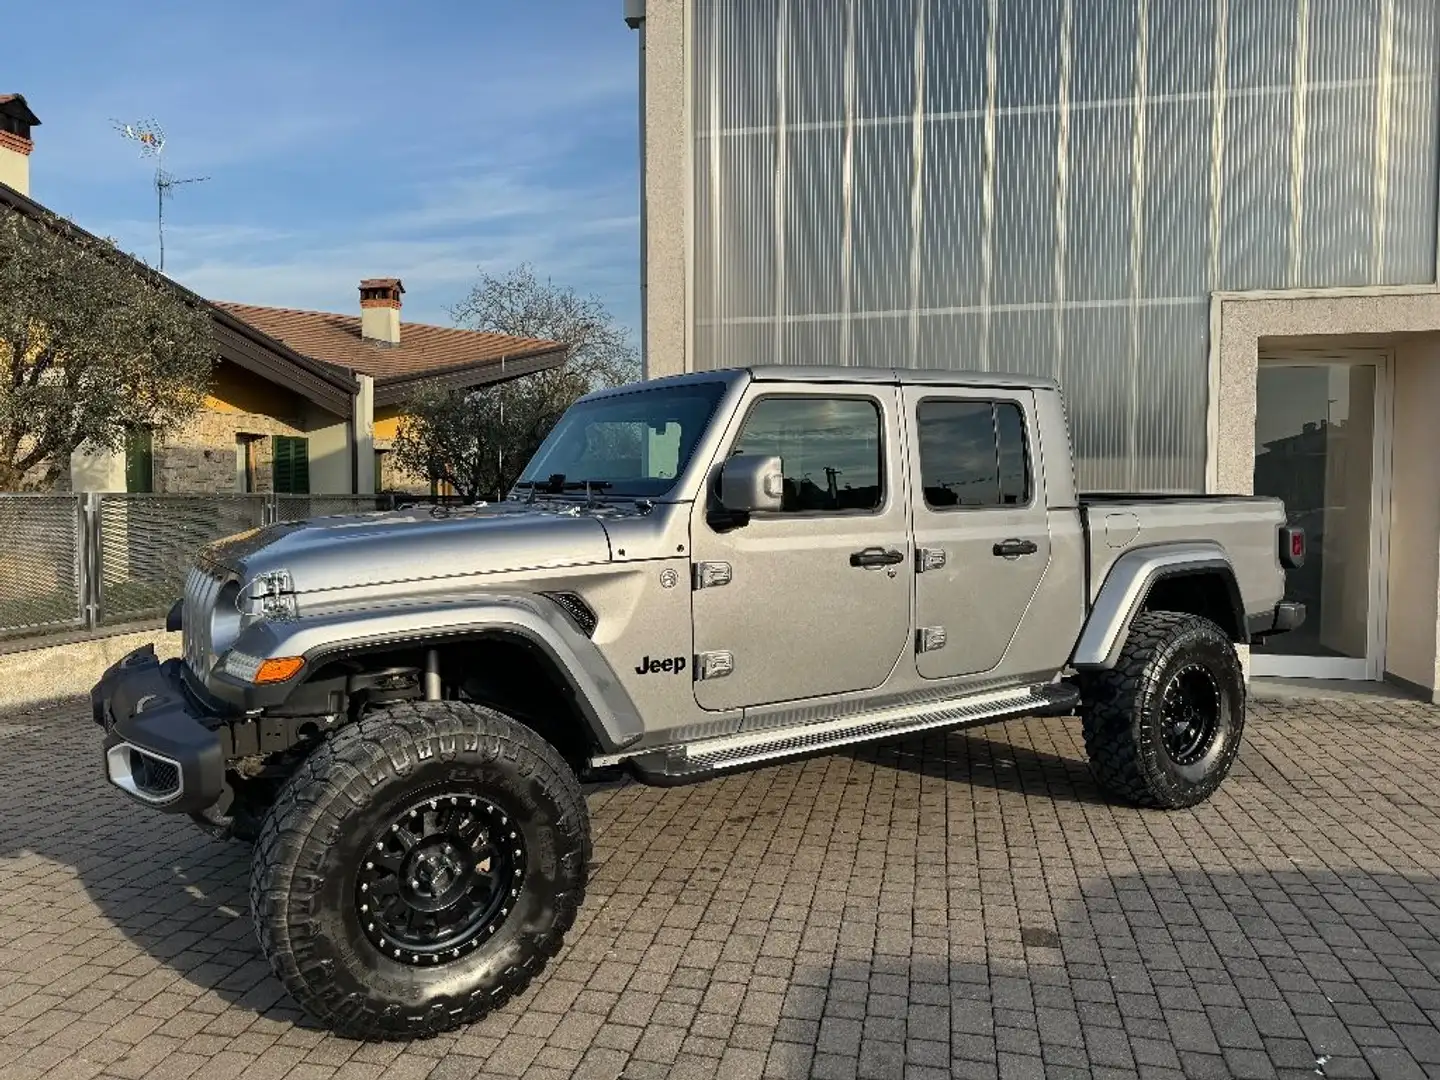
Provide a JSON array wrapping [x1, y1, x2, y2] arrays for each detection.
[[719, 454, 785, 514]]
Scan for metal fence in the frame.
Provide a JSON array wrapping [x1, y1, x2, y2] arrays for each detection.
[[0, 495, 87, 638], [0, 492, 398, 642]]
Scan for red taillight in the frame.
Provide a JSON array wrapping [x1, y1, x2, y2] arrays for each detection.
[[1280, 526, 1306, 569]]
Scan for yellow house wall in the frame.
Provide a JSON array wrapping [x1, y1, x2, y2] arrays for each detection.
[[372, 405, 432, 494]]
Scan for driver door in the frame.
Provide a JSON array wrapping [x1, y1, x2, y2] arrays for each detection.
[[688, 384, 913, 714]]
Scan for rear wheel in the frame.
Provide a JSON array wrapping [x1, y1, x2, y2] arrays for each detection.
[[249, 701, 589, 1040], [1078, 610, 1245, 809]]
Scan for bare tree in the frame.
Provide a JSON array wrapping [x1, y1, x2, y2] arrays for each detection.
[[393, 264, 639, 500], [0, 205, 214, 490]]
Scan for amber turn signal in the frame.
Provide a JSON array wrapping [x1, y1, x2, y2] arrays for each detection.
[[254, 656, 305, 684]]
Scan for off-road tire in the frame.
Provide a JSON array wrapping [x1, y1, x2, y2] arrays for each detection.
[[249, 701, 590, 1040], [1078, 610, 1245, 809]]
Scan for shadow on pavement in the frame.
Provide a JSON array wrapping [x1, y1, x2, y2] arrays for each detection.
[[843, 716, 1116, 807]]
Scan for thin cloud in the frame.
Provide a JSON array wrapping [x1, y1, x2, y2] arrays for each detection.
[[17, 1, 643, 342]]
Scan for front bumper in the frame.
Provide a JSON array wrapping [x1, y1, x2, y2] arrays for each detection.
[[91, 644, 226, 813]]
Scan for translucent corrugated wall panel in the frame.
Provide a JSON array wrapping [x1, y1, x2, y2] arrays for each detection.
[[1062, 306, 1134, 492], [850, 123, 913, 321], [784, 129, 845, 320], [1142, 102, 1213, 300], [691, 0, 1440, 491], [1382, 0, 1440, 285], [1065, 106, 1135, 304], [1134, 301, 1210, 492], [1300, 86, 1378, 288], [916, 119, 986, 313], [991, 113, 1059, 307]]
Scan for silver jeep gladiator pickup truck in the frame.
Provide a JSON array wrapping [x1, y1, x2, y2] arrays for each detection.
[[92, 365, 1305, 1039]]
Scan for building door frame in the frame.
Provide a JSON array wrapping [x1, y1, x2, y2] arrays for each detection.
[[1250, 346, 1395, 682]]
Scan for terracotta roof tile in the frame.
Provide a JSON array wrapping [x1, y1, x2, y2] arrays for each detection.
[[213, 302, 565, 383]]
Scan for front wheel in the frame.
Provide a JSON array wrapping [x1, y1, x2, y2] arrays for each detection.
[[249, 701, 590, 1040], [1078, 610, 1245, 809]]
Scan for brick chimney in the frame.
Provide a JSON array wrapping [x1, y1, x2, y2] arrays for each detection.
[[0, 94, 40, 197], [359, 278, 404, 346]]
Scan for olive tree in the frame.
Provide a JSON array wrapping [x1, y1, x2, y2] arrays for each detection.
[[392, 264, 638, 500], [0, 205, 215, 490]]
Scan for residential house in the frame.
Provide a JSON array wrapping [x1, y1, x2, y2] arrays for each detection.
[[216, 284, 564, 494], [0, 93, 568, 498]]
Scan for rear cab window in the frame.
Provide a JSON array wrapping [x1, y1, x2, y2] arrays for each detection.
[[915, 399, 1032, 509]]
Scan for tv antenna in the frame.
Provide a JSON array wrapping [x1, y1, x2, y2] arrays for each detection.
[[113, 119, 208, 271]]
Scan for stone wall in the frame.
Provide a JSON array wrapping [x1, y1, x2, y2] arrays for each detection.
[[149, 359, 318, 494], [374, 443, 432, 495], [154, 444, 237, 494], [155, 403, 305, 494], [18, 361, 347, 495]]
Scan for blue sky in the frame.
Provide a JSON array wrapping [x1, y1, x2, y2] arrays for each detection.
[[10, 0, 641, 333]]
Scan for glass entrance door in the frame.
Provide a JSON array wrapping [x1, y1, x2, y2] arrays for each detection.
[[1251, 354, 1391, 681]]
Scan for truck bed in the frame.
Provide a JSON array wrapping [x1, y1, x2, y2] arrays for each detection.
[[1077, 493, 1287, 612]]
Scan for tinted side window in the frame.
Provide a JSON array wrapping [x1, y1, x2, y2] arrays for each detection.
[[917, 400, 1031, 508], [732, 397, 883, 512]]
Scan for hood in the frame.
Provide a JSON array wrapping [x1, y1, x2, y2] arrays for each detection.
[[202, 501, 615, 594]]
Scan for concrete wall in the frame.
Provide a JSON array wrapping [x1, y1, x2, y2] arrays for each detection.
[[64, 362, 364, 496], [353, 375, 375, 495], [1211, 288, 1440, 493], [372, 406, 433, 494], [1385, 334, 1440, 698], [0, 628, 175, 711], [70, 445, 126, 492], [634, 0, 689, 379]]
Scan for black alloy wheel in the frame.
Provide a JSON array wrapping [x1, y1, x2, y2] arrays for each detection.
[[1159, 663, 1222, 767], [356, 791, 526, 966]]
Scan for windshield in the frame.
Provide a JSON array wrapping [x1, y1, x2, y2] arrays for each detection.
[[516, 381, 728, 499]]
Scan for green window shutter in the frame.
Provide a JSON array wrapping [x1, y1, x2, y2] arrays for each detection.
[[271, 437, 290, 493], [292, 438, 309, 494], [125, 429, 154, 493], [272, 437, 311, 494]]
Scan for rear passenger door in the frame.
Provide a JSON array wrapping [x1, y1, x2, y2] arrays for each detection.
[[903, 387, 1052, 680]]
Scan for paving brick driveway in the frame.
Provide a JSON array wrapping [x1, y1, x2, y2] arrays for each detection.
[[1, 690, 1439, 1080]]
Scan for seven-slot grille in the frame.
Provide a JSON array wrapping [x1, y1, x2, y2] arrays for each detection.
[[182, 561, 230, 676]]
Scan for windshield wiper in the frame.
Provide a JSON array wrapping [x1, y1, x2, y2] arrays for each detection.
[[515, 475, 615, 505]]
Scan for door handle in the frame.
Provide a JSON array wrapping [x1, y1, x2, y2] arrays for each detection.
[[850, 547, 905, 569], [993, 538, 1039, 558]]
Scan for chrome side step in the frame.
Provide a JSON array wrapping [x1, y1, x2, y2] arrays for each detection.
[[592, 680, 1078, 780]]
